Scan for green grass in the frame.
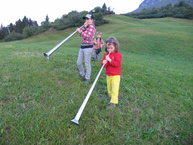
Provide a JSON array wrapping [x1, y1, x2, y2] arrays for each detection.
[[0, 15, 193, 144]]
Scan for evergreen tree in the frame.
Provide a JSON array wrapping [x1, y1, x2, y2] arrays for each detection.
[[33, 21, 38, 27], [102, 3, 107, 11], [0, 25, 6, 40], [15, 19, 23, 34], [28, 19, 33, 26], [46, 15, 49, 23], [22, 16, 29, 28], [9, 23, 14, 32]]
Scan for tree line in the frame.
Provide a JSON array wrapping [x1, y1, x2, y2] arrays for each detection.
[[123, 1, 193, 19], [0, 3, 114, 42]]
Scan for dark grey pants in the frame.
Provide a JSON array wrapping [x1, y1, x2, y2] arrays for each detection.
[[92, 49, 100, 61]]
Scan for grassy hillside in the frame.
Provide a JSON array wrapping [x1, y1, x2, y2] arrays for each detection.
[[0, 15, 193, 144]]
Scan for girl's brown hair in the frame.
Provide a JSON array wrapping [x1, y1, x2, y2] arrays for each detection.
[[104, 36, 120, 52]]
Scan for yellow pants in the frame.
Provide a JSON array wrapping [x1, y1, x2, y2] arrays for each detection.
[[107, 75, 121, 104]]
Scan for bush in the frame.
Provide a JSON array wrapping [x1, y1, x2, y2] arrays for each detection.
[[51, 11, 85, 30], [23, 25, 39, 37], [94, 13, 109, 26], [50, 10, 109, 30], [3, 33, 26, 42]]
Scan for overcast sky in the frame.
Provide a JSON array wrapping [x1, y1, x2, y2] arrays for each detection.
[[0, 0, 144, 26]]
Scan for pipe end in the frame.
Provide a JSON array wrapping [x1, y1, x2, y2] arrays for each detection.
[[43, 53, 49, 60], [71, 119, 79, 125]]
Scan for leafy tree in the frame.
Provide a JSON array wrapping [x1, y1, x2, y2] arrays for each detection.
[[67, 11, 83, 27], [93, 7, 102, 13], [41, 21, 50, 30], [23, 25, 39, 37], [94, 12, 109, 26], [41, 15, 50, 30]]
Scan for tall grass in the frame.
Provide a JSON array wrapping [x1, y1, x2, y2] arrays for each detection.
[[0, 15, 193, 144]]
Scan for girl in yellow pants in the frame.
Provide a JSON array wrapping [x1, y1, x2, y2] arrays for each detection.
[[107, 75, 121, 104], [101, 37, 122, 108]]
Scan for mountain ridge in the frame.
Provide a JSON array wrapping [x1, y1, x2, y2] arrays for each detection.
[[133, 0, 193, 12]]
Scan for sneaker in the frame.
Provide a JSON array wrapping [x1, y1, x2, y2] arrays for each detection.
[[92, 57, 96, 61], [106, 103, 116, 109]]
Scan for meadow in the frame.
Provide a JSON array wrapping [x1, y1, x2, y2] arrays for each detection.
[[0, 15, 193, 144]]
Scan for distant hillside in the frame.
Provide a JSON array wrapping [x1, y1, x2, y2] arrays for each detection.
[[133, 0, 193, 12]]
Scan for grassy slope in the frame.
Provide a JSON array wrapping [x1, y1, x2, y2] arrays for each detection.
[[0, 15, 193, 144]]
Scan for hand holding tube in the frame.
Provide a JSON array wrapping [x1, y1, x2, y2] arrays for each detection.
[[102, 51, 111, 64], [76, 28, 81, 33], [84, 22, 88, 28], [105, 55, 111, 63], [102, 59, 108, 64]]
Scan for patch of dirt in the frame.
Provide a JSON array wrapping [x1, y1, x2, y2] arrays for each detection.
[[48, 28, 57, 32], [32, 28, 57, 37], [57, 79, 62, 85]]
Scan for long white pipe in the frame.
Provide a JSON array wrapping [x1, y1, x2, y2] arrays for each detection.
[[43, 25, 84, 59], [71, 52, 110, 125]]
